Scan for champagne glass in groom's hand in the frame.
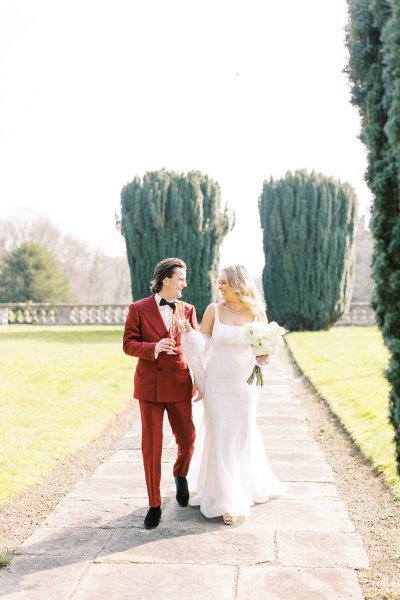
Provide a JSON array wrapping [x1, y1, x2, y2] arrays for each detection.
[[168, 314, 179, 354]]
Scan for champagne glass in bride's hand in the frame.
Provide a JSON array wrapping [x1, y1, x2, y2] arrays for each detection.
[[175, 301, 186, 333]]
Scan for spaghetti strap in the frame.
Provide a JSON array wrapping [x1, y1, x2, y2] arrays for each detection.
[[213, 303, 220, 323]]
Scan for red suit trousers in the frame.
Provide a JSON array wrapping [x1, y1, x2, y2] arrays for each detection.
[[139, 400, 195, 507]]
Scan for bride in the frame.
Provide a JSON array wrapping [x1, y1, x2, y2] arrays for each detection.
[[181, 265, 287, 525]]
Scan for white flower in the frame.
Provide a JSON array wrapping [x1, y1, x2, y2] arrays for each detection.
[[243, 320, 285, 358], [268, 321, 286, 336]]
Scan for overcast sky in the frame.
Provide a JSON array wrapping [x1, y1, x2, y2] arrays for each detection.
[[0, 0, 370, 276]]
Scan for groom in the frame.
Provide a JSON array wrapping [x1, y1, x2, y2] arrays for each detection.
[[123, 257, 198, 529]]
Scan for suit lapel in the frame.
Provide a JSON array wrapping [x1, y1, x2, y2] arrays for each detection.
[[143, 296, 168, 339]]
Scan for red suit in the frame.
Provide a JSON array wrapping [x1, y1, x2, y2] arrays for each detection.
[[123, 295, 198, 507]]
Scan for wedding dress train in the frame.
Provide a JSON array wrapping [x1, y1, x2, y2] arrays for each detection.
[[182, 304, 287, 518]]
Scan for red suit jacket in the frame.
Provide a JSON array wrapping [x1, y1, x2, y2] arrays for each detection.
[[123, 296, 198, 403]]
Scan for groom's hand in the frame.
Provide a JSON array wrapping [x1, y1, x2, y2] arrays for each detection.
[[155, 338, 176, 354], [193, 384, 203, 402]]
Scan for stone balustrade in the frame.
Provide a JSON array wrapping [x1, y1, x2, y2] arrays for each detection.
[[0, 303, 130, 326], [0, 301, 375, 327], [335, 301, 375, 326]]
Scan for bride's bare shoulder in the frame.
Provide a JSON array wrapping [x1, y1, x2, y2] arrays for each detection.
[[202, 303, 217, 319]]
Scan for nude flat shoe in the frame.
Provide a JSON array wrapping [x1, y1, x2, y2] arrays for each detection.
[[223, 513, 237, 525]]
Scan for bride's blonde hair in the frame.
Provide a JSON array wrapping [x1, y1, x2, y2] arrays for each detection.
[[220, 265, 267, 322]]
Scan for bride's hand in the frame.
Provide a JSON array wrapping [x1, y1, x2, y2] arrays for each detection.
[[179, 318, 193, 334], [256, 354, 269, 366]]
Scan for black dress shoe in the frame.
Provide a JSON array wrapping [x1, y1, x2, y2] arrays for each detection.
[[175, 476, 189, 507], [144, 506, 161, 529]]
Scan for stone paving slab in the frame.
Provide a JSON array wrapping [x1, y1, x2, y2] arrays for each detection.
[[0, 556, 89, 600], [16, 527, 110, 559], [92, 462, 176, 484], [107, 447, 185, 463], [262, 383, 290, 391], [259, 393, 299, 404], [91, 461, 175, 479], [114, 434, 173, 450], [270, 461, 335, 482], [261, 426, 308, 439], [72, 564, 236, 600], [280, 482, 339, 500], [252, 498, 354, 532], [98, 500, 275, 565], [267, 449, 324, 461], [260, 378, 297, 385], [43, 497, 148, 529], [257, 404, 305, 416], [93, 462, 145, 479], [259, 396, 295, 406], [68, 477, 147, 498], [263, 435, 320, 451], [236, 566, 365, 600], [258, 414, 308, 428], [114, 433, 141, 450], [101, 523, 274, 565], [69, 472, 175, 499], [107, 448, 143, 462], [277, 531, 369, 568]]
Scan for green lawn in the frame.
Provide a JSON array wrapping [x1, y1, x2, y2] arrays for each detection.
[[286, 326, 400, 499], [0, 325, 136, 506]]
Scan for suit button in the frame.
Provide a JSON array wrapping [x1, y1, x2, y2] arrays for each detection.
[[158, 368, 162, 371], [172, 368, 176, 372]]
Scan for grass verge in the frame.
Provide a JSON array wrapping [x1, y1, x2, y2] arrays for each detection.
[[286, 326, 400, 500], [0, 325, 135, 506]]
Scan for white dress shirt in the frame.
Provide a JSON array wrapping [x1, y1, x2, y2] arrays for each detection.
[[154, 293, 174, 332], [154, 293, 175, 359]]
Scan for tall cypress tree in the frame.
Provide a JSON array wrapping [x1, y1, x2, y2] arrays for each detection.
[[259, 170, 357, 331], [346, 0, 400, 472], [120, 170, 233, 317]]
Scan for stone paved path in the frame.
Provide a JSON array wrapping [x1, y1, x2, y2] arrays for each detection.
[[0, 356, 369, 599]]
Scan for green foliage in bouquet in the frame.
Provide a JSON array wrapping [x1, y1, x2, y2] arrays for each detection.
[[120, 170, 233, 318], [258, 170, 357, 331], [346, 0, 400, 473]]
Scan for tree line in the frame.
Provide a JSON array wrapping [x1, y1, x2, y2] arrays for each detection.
[[346, 0, 400, 472], [1, 174, 372, 316], [121, 168, 361, 329], [0, 213, 131, 304]]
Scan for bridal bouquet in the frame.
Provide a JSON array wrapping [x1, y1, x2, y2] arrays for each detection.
[[243, 321, 286, 386]]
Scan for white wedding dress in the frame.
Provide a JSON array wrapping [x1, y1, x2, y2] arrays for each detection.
[[182, 303, 287, 518]]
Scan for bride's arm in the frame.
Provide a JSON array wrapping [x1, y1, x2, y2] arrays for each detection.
[[181, 305, 214, 395], [199, 304, 215, 336], [181, 304, 214, 352]]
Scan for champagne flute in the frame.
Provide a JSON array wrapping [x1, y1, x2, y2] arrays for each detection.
[[175, 301, 186, 333], [168, 313, 178, 354]]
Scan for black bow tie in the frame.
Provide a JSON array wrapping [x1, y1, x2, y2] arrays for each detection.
[[159, 298, 176, 310]]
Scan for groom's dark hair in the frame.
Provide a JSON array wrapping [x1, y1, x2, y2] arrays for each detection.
[[150, 258, 187, 294]]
